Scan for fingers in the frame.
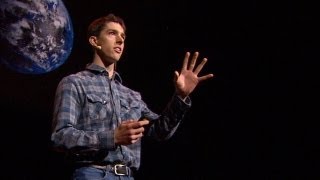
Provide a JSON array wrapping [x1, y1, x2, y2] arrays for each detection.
[[193, 57, 207, 75], [181, 51, 204, 72], [198, 74, 214, 82], [121, 119, 149, 129], [121, 120, 135, 124], [182, 52, 190, 71], [138, 119, 150, 126], [130, 133, 143, 143], [184, 52, 213, 80], [116, 119, 151, 145], [188, 51, 199, 71], [123, 120, 148, 139]]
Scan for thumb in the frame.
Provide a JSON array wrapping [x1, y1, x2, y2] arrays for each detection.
[[174, 71, 179, 82]]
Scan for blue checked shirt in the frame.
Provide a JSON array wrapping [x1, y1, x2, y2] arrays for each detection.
[[51, 63, 191, 169]]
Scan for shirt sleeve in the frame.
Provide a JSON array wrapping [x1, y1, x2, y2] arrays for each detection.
[[144, 94, 191, 141]]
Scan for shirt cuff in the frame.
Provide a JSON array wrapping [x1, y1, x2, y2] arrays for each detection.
[[176, 94, 192, 107], [97, 130, 116, 150]]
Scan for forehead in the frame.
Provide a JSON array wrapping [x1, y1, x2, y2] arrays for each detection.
[[103, 22, 125, 33]]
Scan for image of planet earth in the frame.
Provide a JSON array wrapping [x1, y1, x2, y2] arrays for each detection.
[[0, 0, 73, 74]]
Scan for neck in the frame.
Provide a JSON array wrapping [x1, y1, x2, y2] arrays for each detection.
[[105, 65, 115, 78], [92, 55, 115, 78]]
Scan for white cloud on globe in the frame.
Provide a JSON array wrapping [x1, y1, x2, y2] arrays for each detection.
[[0, 0, 74, 74]]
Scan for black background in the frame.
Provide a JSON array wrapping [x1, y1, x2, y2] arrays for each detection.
[[1, 0, 319, 179]]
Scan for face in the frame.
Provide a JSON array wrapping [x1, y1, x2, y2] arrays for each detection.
[[95, 22, 126, 63]]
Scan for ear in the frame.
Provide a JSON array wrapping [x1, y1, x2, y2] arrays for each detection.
[[89, 36, 101, 50]]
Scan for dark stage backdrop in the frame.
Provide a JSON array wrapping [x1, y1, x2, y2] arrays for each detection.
[[1, 0, 319, 179]]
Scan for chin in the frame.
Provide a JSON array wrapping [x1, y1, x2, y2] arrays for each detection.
[[114, 55, 122, 61], [107, 55, 121, 63], [113, 57, 121, 62]]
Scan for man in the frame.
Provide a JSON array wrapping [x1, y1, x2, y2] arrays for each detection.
[[51, 13, 214, 179]]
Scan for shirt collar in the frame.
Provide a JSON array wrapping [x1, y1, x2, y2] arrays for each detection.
[[85, 63, 122, 83]]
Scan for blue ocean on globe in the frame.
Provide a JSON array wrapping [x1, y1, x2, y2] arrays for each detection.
[[0, 0, 73, 74]]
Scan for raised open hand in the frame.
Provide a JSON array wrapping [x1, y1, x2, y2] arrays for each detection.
[[174, 51, 214, 99]]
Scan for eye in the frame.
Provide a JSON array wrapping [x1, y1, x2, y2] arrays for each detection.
[[109, 31, 116, 35]]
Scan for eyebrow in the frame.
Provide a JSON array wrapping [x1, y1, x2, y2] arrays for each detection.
[[106, 28, 126, 38]]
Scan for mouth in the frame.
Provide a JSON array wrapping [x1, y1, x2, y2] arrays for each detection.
[[114, 47, 122, 54]]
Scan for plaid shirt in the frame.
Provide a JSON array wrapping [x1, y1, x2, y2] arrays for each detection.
[[51, 63, 191, 169]]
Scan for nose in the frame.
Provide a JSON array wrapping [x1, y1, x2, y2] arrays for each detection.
[[116, 35, 124, 44]]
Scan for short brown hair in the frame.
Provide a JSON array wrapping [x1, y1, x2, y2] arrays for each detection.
[[87, 13, 126, 39]]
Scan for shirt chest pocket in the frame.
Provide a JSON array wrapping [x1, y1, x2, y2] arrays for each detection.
[[120, 99, 141, 120], [86, 94, 111, 120]]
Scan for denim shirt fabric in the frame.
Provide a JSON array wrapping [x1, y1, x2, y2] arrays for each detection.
[[51, 63, 191, 169]]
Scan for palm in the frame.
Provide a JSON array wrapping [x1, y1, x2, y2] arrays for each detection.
[[176, 68, 199, 96], [174, 52, 214, 98]]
